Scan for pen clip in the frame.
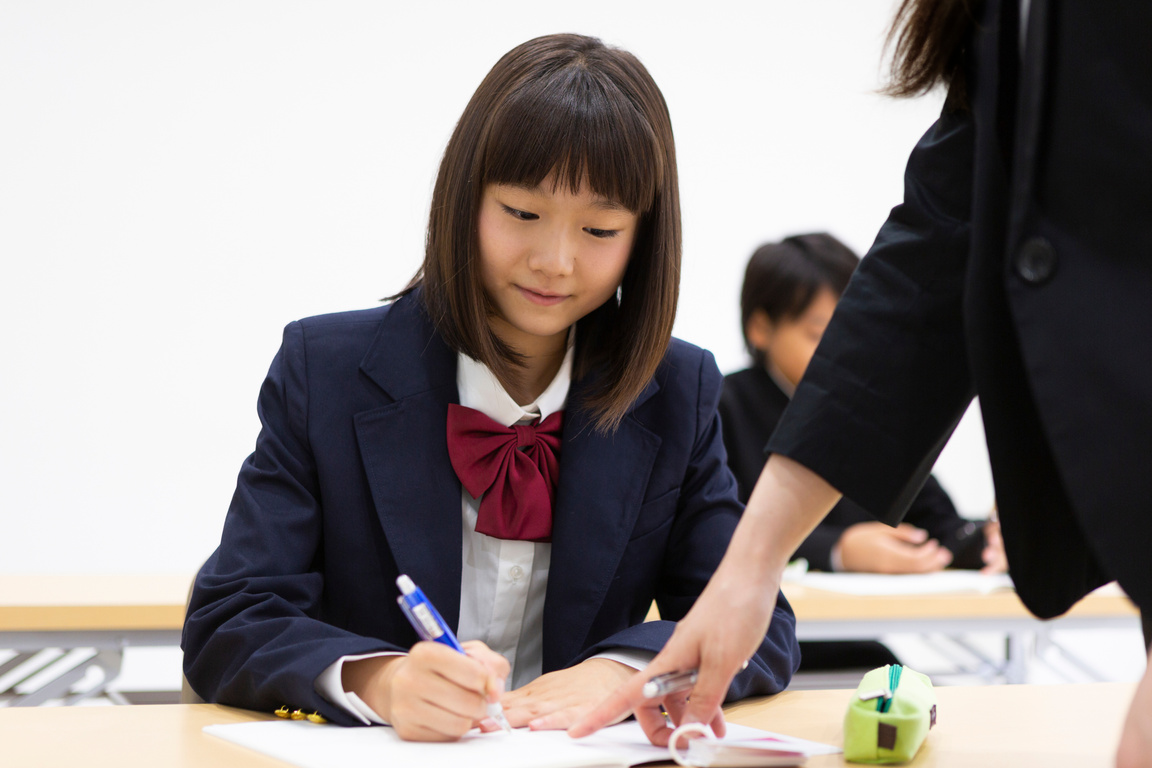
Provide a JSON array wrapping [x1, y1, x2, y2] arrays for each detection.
[[397, 593, 448, 643], [395, 575, 464, 652]]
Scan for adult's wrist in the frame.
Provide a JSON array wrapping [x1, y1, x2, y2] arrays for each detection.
[[738, 454, 842, 576]]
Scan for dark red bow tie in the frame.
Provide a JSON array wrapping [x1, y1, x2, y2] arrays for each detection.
[[446, 404, 563, 542]]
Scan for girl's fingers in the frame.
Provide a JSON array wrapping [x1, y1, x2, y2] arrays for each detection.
[[461, 640, 510, 700]]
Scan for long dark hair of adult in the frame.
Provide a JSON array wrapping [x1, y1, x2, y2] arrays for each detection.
[[883, 0, 981, 109], [399, 34, 680, 433]]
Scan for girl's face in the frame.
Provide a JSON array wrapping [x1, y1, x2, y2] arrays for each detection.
[[478, 176, 638, 358], [747, 288, 839, 389]]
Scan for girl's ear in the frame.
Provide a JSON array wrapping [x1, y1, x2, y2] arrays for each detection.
[[745, 309, 774, 354]]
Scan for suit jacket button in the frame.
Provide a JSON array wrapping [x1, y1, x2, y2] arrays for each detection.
[[1015, 236, 1057, 284]]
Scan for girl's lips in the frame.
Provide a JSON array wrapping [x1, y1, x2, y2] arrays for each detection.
[[517, 286, 568, 306]]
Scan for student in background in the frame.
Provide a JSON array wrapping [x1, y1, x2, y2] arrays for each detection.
[[720, 234, 1004, 577], [182, 33, 799, 743], [718, 233, 1005, 671]]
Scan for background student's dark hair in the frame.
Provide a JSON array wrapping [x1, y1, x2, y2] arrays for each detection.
[[398, 33, 681, 433], [883, 0, 981, 110], [740, 233, 859, 365]]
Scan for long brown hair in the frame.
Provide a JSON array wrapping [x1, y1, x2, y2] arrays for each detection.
[[882, 0, 981, 109], [403, 33, 680, 433]]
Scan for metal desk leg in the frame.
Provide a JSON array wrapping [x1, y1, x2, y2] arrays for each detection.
[[1004, 630, 1034, 684], [4, 648, 124, 707]]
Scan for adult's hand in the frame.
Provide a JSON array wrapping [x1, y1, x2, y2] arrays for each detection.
[[1117, 650, 1152, 768], [835, 522, 952, 573], [568, 554, 777, 744], [570, 455, 842, 744]]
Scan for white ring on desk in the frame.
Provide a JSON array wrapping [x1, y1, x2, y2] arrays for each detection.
[[668, 721, 715, 767]]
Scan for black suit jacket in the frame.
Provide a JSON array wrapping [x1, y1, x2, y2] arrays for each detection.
[[768, 0, 1152, 617], [719, 367, 981, 572], [182, 291, 799, 724]]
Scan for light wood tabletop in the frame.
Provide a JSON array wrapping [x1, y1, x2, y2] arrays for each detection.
[[0, 573, 192, 632], [726, 682, 1132, 767], [783, 580, 1137, 623], [0, 683, 1135, 767]]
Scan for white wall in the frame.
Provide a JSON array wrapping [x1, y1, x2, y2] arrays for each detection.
[[0, 0, 993, 574]]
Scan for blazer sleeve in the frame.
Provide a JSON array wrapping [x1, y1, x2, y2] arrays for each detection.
[[574, 350, 801, 701], [904, 475, 986, 569], [181, 322, 399, 726], [767, 106, 978, 524]]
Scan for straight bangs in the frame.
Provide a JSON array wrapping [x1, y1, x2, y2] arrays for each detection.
[[480, 63, 663, 215]]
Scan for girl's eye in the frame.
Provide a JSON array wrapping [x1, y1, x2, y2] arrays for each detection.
[[502, 204, 538, 221], [585, 227, 618, 239]]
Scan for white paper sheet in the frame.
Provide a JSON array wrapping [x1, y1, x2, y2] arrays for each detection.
[[789, 570, 1015, 595], [204, 719, 838, 768]]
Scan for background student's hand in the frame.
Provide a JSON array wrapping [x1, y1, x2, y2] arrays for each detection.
[[499, 658, 635, 731], [979, 519, 1008, 574], [835, 522, 953, 573], [343, 639, 509, 741]]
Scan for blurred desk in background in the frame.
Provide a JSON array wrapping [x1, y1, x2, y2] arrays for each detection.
[[0, 573, 191, 706], [783, 574, 1139, 683]]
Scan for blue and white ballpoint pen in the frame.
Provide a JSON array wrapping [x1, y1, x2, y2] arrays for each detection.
[[395, 574, 513, 732]]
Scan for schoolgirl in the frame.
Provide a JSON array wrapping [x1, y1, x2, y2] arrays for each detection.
[[183, 33, 800, 742]]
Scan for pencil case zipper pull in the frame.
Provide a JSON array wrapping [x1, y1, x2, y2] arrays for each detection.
[[878, 664, 903, 713]]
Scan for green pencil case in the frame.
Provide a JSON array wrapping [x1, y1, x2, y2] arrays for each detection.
[[844, 664, 936, 764]]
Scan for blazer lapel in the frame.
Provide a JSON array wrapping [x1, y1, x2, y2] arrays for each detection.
[[542, 375, 662, 670], [354, 293, 464, 630]]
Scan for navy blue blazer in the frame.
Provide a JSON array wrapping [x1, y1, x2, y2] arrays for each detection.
[[182, 291, 800, 724]]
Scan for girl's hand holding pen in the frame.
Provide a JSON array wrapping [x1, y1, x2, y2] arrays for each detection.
[[343, 640, 510, 742]]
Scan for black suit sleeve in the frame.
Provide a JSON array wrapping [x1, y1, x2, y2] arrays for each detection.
[[767, 106, 977, 524]]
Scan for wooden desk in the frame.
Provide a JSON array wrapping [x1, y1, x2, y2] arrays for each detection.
[[783, 580, 1139, 683], [726, 683, 1133, 767], [0, 573, 192, 706], [0, 684, 1134, 767]]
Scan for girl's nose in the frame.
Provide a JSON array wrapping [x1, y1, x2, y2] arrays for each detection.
[[528, 230, 576, 277]]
